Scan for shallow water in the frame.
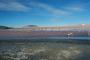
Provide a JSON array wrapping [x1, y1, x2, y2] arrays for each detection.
[[0, 41, 90, 60]]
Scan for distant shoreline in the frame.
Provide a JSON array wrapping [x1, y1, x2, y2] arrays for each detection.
[[0, 38, 90, 45]]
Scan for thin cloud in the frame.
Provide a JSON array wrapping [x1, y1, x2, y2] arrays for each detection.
[[0, 2, 31, 11], [64, 3, 86, 12], [65, 6, 85, 12], [30, 2, 69, 16]]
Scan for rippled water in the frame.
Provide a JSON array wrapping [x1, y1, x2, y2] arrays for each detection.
[[0, 41, 90, 60]]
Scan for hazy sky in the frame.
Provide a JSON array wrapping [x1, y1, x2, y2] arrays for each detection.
[[0, 0, 90, 27]]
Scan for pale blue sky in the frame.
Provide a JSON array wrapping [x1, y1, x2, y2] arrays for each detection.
[[0, 0, 90, 27]]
